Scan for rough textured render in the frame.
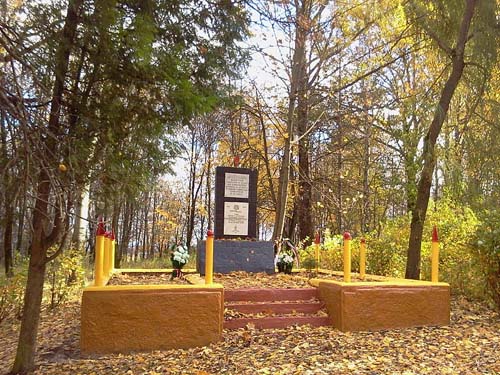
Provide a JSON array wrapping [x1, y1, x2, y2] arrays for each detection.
[[197, 240, 275, 274], [318, 280, 450, 331], [81, 285, 224, 354]]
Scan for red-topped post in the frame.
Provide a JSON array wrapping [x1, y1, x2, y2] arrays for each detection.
[[94, 218, 106, 286], [343, 232, 352, 283], [431, 226, 439, 282], [205, 230, 214, 284]]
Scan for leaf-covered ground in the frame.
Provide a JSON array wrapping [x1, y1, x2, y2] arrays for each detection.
[[109, 271, 371, 288], [0, 277, 498, 375]]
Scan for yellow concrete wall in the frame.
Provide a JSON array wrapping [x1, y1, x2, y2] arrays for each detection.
[[318, 280, 450, 331], [81, 284, 224, 354]]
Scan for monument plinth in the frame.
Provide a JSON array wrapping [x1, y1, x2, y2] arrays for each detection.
[[197, 166, 274, 274]]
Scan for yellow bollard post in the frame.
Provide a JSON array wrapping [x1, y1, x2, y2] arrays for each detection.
[[431, 225, 439, 282], [94, 219, 105, 287], [110, 230, 116, 272], [104, 232, 112, 280], [205, 229, 214, 284], [315, 232, 320, 275], [343, 232, 352, 283], [360, 238, 366, 280]]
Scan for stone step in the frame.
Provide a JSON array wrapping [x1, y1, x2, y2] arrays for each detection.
[[225, 301, 324, 315], [224, 288, 319, 302], [224, 315, 331, 330]]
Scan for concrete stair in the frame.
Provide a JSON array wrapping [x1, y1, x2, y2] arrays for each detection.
[[224, 288, 330, 330]]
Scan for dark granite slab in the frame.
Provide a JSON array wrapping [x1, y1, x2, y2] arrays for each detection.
[[196, 240, 275, 275]]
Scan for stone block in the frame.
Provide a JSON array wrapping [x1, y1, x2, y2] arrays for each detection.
[[318, 280, 450, 331], [81, 284, 224, 354], [197, 240, 274, 274]]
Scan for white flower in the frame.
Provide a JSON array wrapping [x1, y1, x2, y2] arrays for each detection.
[[278, 254, 294, 264]]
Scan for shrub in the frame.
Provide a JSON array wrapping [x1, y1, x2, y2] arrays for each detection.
[[0, 256, 28, 323], [304, 229, 360, 275], [471, 209, 500, 310], [0, 271, 26, 323], [314, 197, 492, 307], [364, 216, 409, 278], [363, 198, 480, 287], [45, 247, 85, 309]]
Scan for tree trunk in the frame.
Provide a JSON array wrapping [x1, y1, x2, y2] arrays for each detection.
[[16, 192, 27, 256], [142, 192, 149, 259], [150, 190, 157, 258], [336, 121, 343, 233], [3, 201, 14, 277], [361, 81, 371, 234], [405, 0, 476, 279], [117, 200, 133, 268], [206, 145, 213, 231], [11, 0, 82, 371], [296, 97, 313, 242], [296, 15, 313, 243], [11, 252, 46, 372], [0, 109, 14, 277], [255, 88, 277, 207], [272, 1, 307, 242], [71, 188, 84, 249]]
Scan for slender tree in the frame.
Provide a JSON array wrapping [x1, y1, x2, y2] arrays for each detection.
[[405, 0, 497, 278]]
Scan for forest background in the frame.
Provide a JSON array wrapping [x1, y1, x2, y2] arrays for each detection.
[[0, 0, 499, 373]]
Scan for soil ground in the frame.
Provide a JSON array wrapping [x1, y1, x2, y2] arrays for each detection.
[[1, 272, 498, 375]]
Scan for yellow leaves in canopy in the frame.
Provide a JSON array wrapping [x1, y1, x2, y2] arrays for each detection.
[[197, 204, 207, 217]]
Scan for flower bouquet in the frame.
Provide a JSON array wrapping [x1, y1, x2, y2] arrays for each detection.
[[170, 244, 189, 279], [277, 253, 294, 274]]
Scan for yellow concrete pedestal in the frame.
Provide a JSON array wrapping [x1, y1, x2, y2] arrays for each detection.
[[317, 279, 450, 331], [81, 284, 224, 354]]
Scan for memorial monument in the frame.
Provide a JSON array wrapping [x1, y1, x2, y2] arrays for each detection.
[[197, 166, 274, 274]]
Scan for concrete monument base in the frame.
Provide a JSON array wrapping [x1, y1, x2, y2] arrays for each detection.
[[197, 240, 275, 275]]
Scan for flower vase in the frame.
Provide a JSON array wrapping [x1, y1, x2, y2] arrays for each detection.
[[171, 259, 185, 279], [284, 263, 293, 274]]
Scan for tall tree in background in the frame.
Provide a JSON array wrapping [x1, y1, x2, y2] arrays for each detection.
[[405, 0, 498, 279], [253, 0, 414, 244]]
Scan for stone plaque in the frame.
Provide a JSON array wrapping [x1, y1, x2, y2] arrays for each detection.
[[215, 166, 257, 239], [223, 202, 249, 236], [224, 173, 249, 198]]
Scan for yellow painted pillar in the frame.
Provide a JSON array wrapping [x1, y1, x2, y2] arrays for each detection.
[[360, 238, 366, 280], [94, 220, 105, 287], [110, 230, 116, 272], [205, 229, 214, 284], [315, 232, 320, 274], [431, 225, 439, 282], [343, 232, 351, 283], [103, 232, 111, 279]]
